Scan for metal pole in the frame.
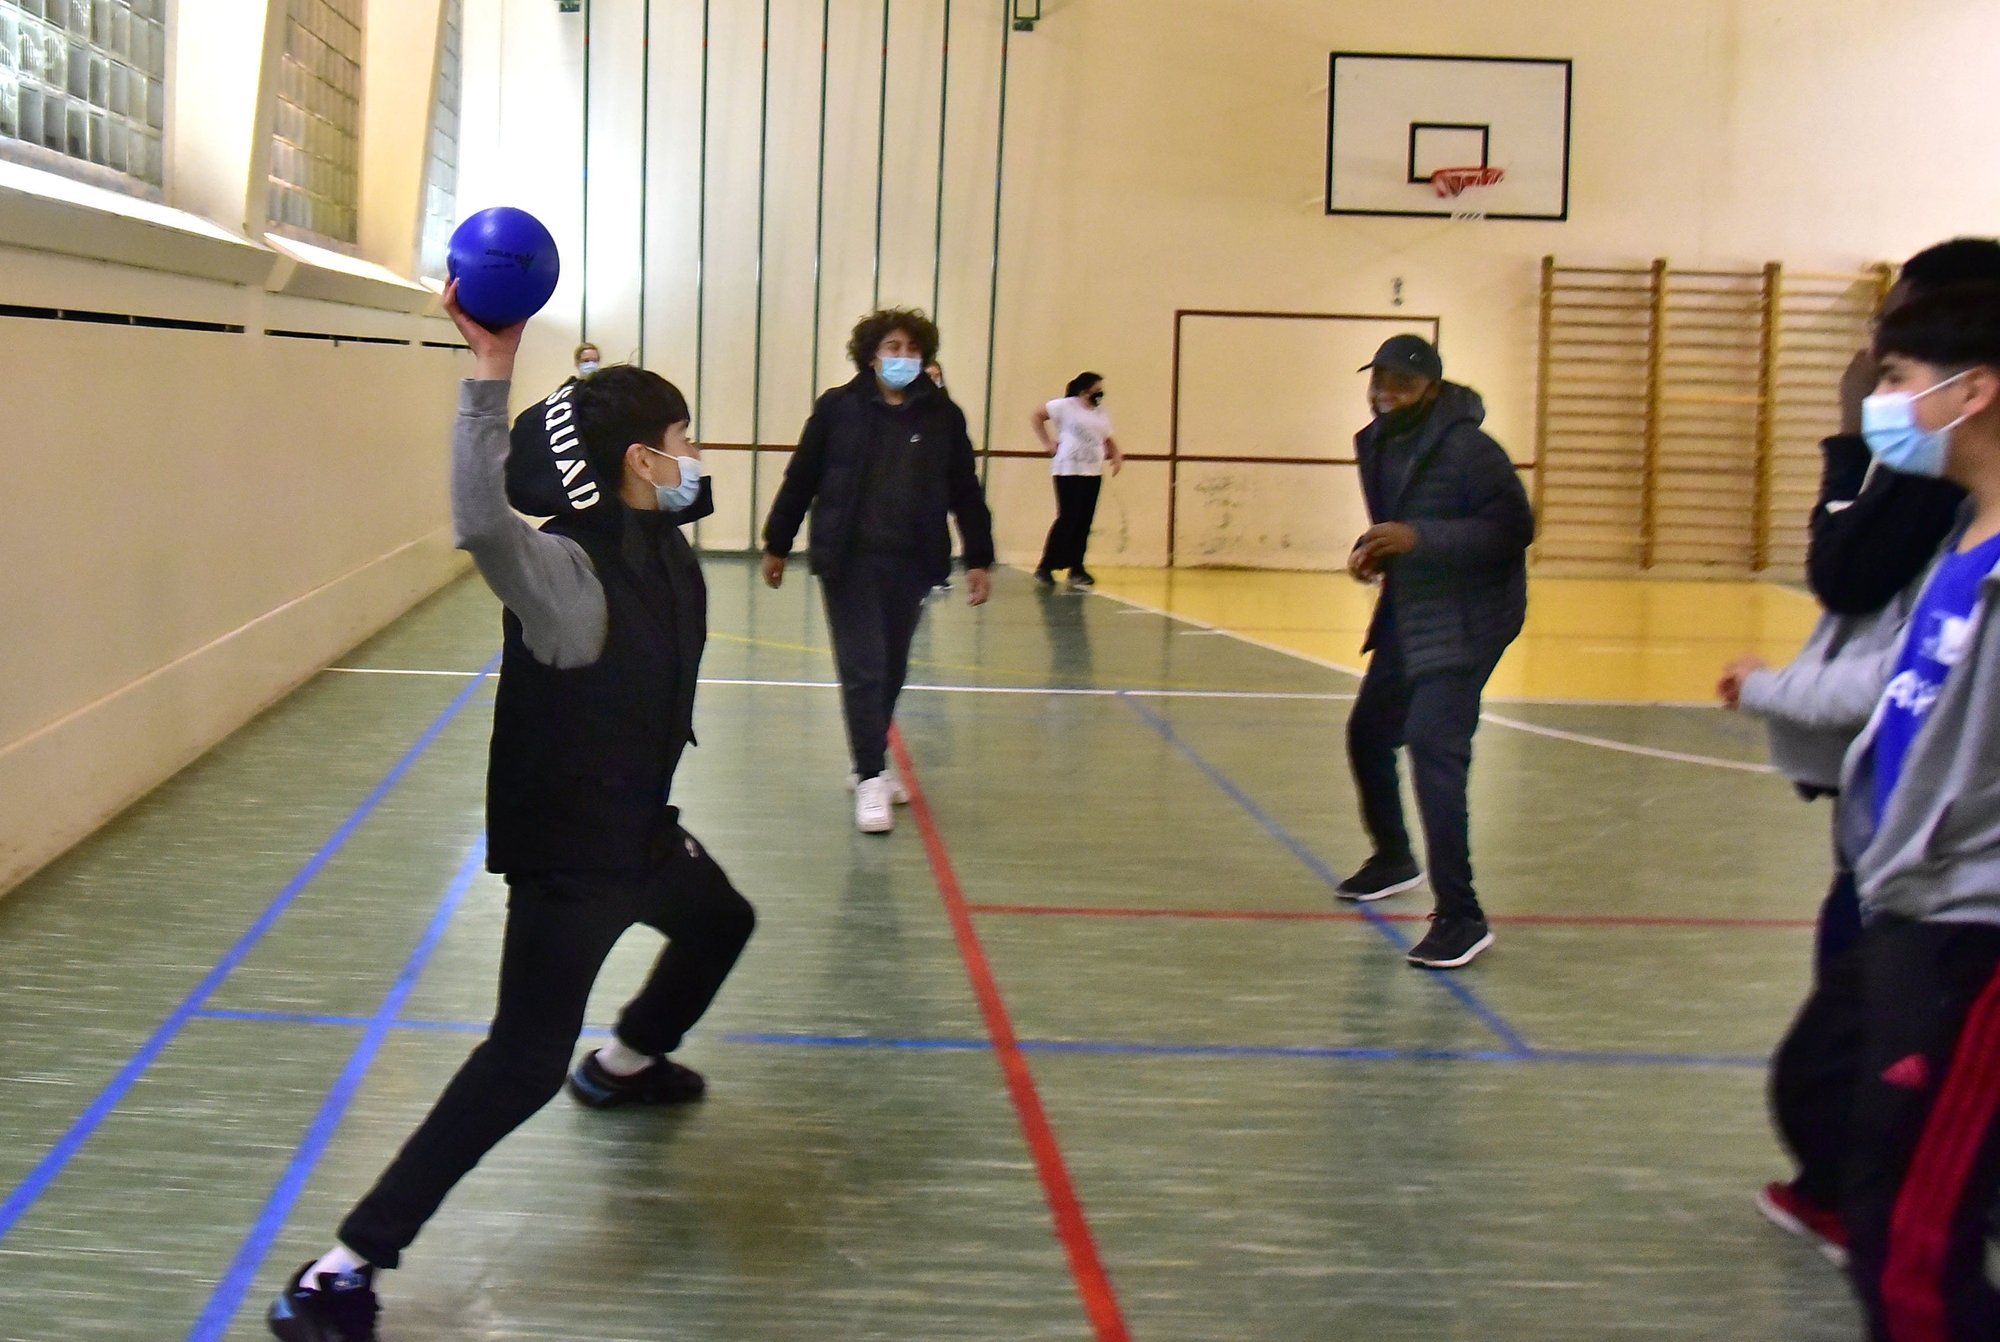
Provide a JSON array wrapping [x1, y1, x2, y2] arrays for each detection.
[[579, 0, 590, 340], [749, 0, 773, 540], [691, 0, 711, 548], [978, 2, 1013, 486], [930, 0, 951, 322], [871, 0, 891, 307], [808, 0, 831, 403], [637, 0, 650, 367], [693, 0, 711, 438]]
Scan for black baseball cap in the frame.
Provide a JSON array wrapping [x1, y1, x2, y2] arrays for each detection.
[[1359, 334, 1443, 382]]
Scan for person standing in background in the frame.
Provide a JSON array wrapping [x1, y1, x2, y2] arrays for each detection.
[[573, 342, 602, 379], [1032, 372, 1123, 588]]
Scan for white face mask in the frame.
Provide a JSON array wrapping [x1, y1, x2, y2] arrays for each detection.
[[642, 446, 704, 512], [577, 360, 600, 378]]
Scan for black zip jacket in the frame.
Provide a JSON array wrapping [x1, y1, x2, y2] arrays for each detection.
[[762, 372, 996, 585]]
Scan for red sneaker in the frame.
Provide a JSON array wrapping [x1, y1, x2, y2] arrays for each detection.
[[1756, 1180, 1849, 1267]]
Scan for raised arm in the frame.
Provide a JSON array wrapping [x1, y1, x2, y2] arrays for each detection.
[[443, 284, 607, 668]]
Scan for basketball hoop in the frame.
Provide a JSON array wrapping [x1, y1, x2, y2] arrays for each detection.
[[1430, 165, 1506, 199]]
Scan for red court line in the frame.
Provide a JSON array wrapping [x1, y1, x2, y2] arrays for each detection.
[[889, 730, 1132, 1342], [965, 903, 1816, 931]]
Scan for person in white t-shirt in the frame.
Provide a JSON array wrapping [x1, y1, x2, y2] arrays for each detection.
[[1031, 371, 1124, 586]]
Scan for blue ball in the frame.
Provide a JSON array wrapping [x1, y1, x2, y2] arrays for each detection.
[[446, 207, 560, 328]]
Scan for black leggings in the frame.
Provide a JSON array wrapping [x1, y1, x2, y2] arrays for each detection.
[[1038, 475, 1103, 574], [338, 833, 754, 1267]]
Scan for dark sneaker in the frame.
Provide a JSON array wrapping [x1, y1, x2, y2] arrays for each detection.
[[268, 1263, 379, 1342], [567, 1049, 707, 1109], [1405, 915, 1495, 969], [1335, 855, 1425, 902], [1034, 569, 1056, 587], [1756, 1180, 1849, 1266], [1069, 568, 1097, 588]]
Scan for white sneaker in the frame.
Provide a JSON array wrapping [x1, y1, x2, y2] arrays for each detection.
[[855, 776, 895, 833], [847, 767, 910, 805]]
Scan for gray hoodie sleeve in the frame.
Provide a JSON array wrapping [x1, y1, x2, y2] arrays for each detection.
[[1739, 641, 1899, 732], [452, 380, 607, 668]]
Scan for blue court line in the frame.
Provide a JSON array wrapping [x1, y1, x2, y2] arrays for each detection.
[[186, 1010, 1763, 1070], [1019, 1039, 1765, 1069], [0, 653, 499, 1247], [1117, 692, 1537, 1058], [185, 838, 489, 1342], [719, 1031, 990, 1051]]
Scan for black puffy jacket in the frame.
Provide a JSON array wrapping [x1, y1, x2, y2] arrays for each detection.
[[762, 372, 996, 585], [1356, 382, 1535, 678]]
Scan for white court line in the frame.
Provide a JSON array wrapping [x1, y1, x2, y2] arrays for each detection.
[[1478, 712, 1774, 774], [1066, 581, 1769, 773], [324, 667, 1356, 701], [329, 591, 1769, 774]]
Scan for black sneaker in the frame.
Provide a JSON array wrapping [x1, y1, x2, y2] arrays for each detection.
[[1069, 568, 1096, 588], [566, 1049, 707, 1109], [1405, 915, 1495, 969], [1034, 569, 1056, 587], [1335, 854, 1425, 902], [268, 1263, 379, 1342]]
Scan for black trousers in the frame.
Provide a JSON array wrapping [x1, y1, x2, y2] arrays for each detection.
[[821, 550, 932, 779], [1816, 863, 1864, 980], [1344, 631, 1496, 922], [1842, 919, 2000, 1340], [1038, 475, 1102, 575], [338, 833, 754, 1268], [1771, 907, 1866, 1210]]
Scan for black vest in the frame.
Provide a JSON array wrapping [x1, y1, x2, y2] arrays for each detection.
[[485, 509, 707, 874]]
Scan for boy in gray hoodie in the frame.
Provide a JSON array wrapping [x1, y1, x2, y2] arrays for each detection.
[[1721, 283, 2000, 1341]]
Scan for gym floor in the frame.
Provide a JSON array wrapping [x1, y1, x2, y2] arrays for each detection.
[[0, 559, 1856, 1340]]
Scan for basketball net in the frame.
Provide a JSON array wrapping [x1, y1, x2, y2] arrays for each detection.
[[1430, 165, 1505, 219]]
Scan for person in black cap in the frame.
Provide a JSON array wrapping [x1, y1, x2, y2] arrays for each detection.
[[267, 285, 755, 1342], [1337, 334, 1534, 970]]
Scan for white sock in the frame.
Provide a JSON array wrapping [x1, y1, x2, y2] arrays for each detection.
[[305, 1245, 368, 1284], [597, 1040, 654, 1078]]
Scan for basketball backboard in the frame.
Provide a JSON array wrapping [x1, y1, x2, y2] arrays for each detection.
[[1324, 52, 1573, 221]]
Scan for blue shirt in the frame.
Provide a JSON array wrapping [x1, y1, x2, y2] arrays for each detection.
[[1874, 531, 2000, 824]]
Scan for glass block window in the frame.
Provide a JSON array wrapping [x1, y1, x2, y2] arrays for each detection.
[[417, 0, 461, 279], [0, 0, 169, 191], [268, 0, 362, 244]]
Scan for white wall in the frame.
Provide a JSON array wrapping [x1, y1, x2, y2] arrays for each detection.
[[461, 0, 2000, 567], [0, 243, 471, 897], [0, 0, 468, 897]]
